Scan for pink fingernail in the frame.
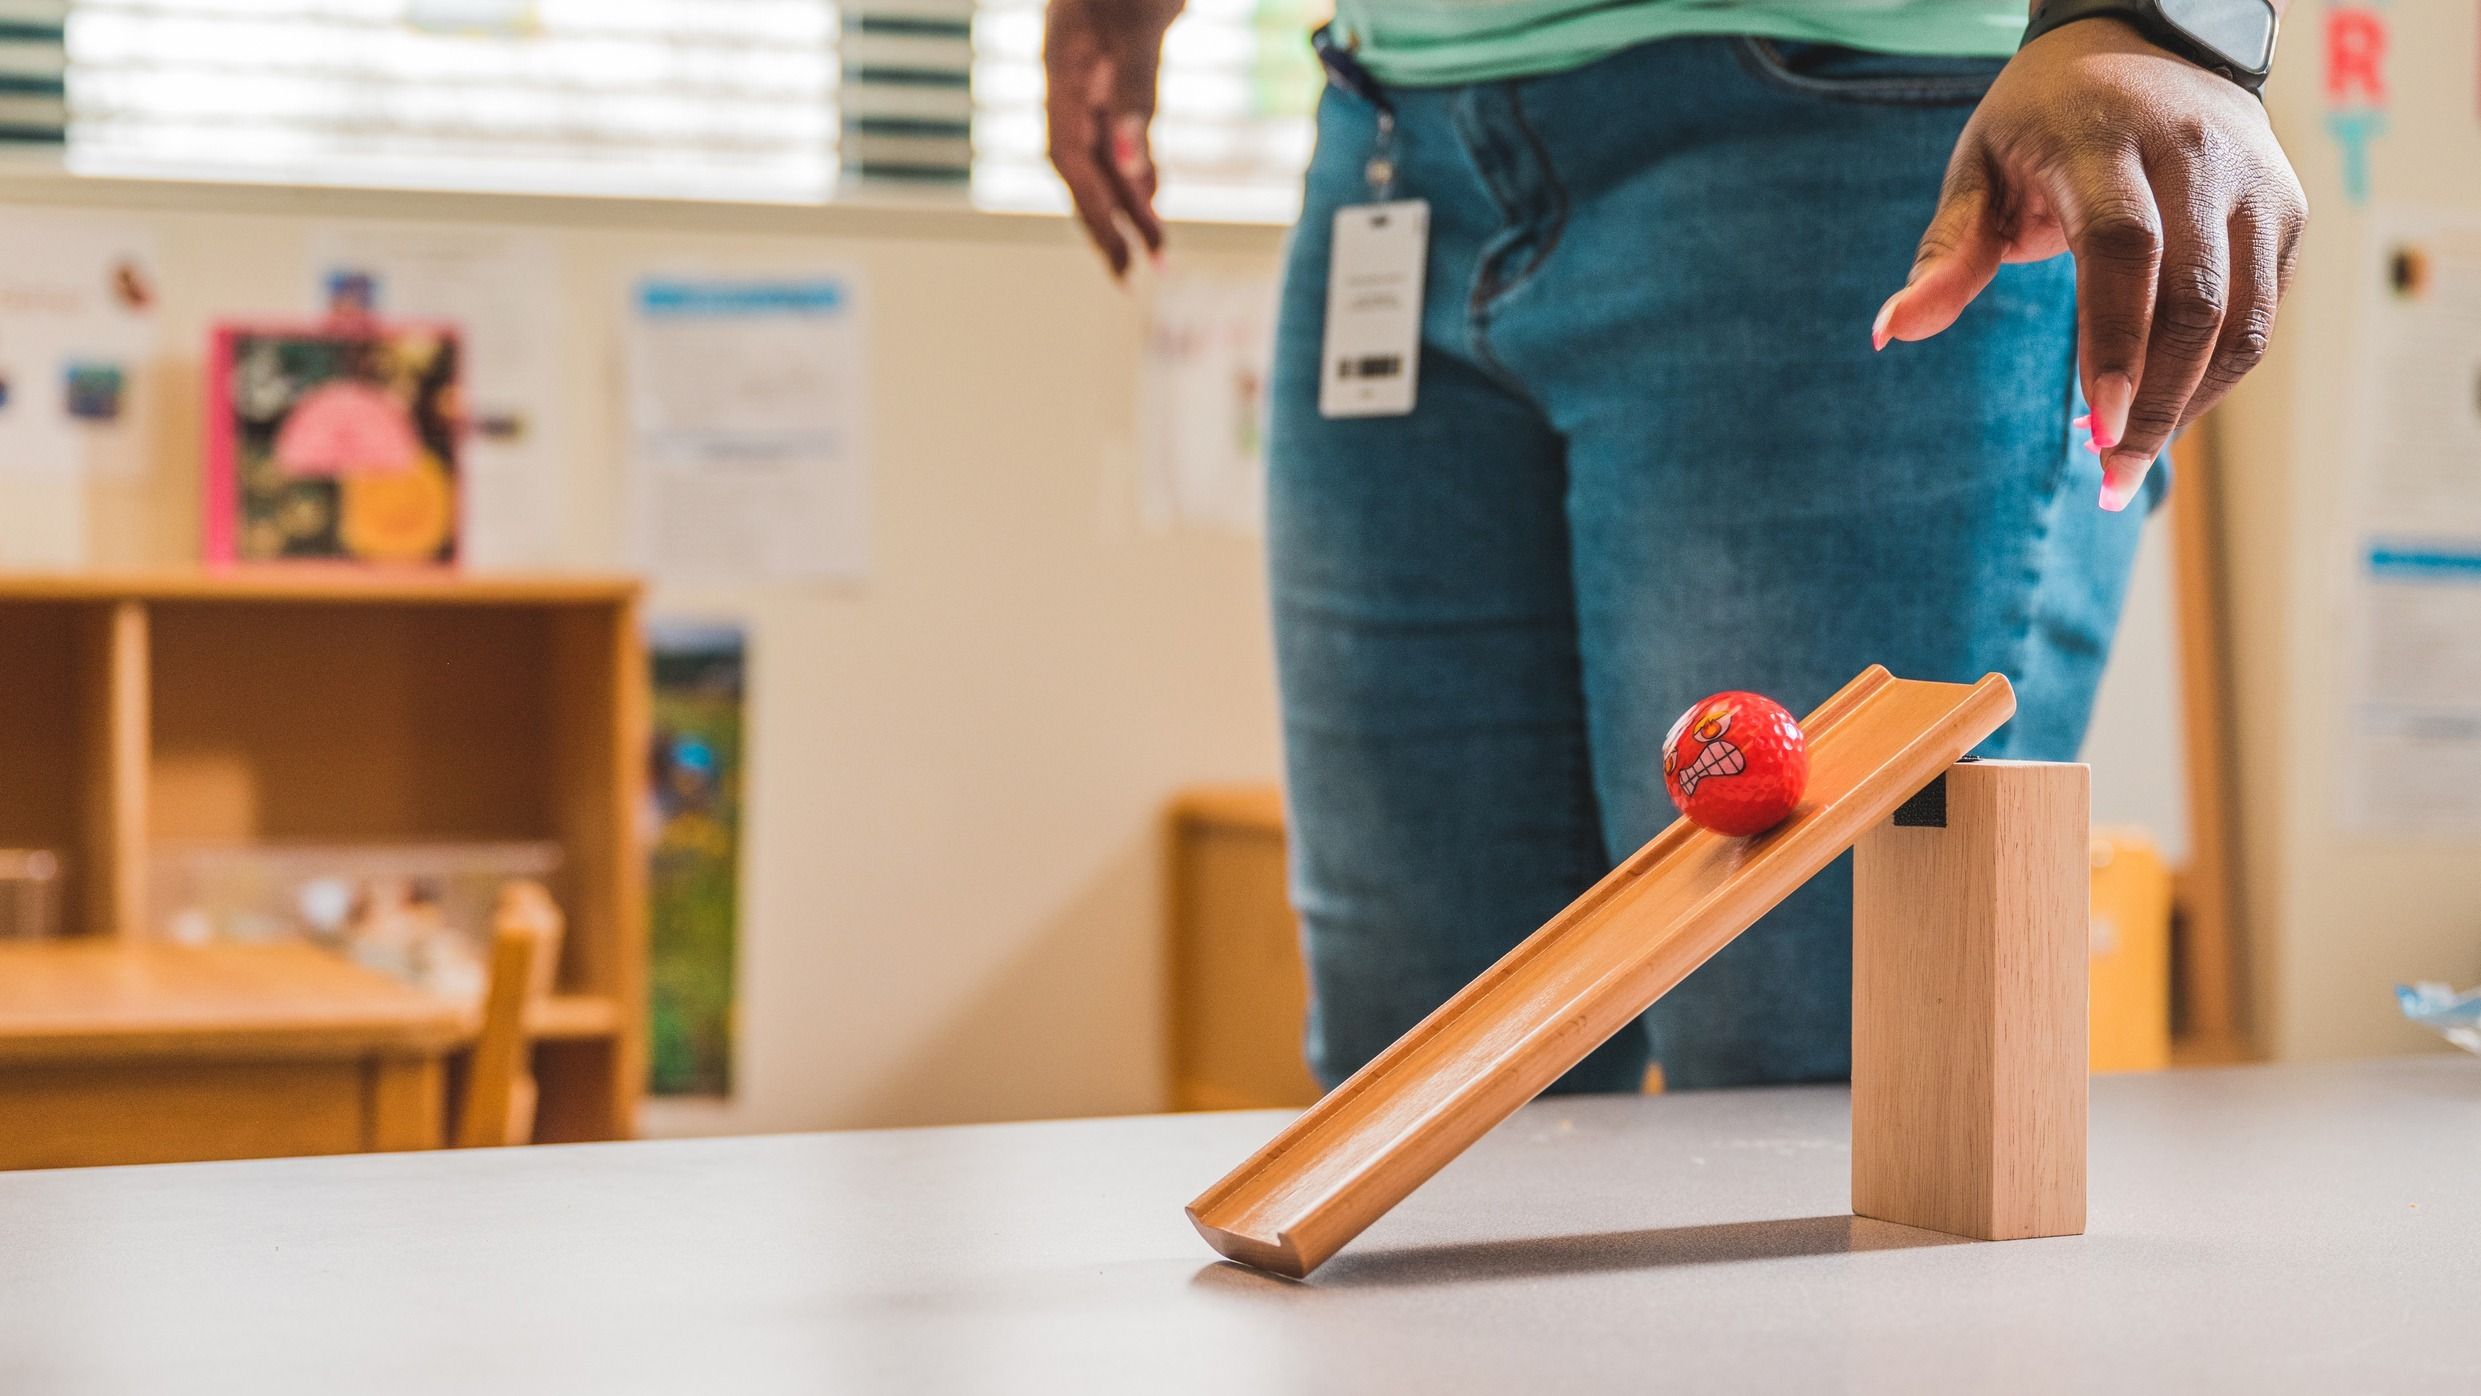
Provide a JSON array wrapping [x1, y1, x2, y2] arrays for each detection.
[[1871, 292, 1902, 351], [2082, 437, 2103, 455], [2090, 373, 2134, 451], [2098, 460, 2142, 512], [1113, 115, 1150, 178], [2072, 413, 2091, 431]]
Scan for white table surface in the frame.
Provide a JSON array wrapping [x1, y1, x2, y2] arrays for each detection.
[[1, 1056, 2473, 1395]]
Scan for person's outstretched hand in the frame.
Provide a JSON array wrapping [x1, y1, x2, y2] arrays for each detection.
[[1045, 0, 1185, 277], [1874, 17, 2307, 510]]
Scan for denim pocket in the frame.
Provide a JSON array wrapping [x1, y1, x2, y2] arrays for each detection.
[[1733, 36, 2005, 106]]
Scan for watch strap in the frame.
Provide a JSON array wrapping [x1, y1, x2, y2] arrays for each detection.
[[2022, 0, 2273, 93]]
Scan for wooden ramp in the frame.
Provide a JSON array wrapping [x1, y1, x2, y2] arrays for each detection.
[[1187, 666, 2017, 1277]]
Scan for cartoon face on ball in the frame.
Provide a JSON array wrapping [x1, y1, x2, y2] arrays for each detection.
[[1662, 691, 1810, 837], [1662, 702, 1747, 798]]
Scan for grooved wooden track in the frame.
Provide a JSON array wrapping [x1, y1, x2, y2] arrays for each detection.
[[1187, 666, 2018, 1277]]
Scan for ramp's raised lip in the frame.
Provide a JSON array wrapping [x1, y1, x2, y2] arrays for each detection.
[[1187, 666, 2017, 1276]]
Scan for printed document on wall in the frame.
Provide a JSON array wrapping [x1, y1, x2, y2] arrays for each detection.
[[624, 275, 867, 583], [2344, 543, 2481, 832], [1139, 274, 1275, 535], [2340, 209, 2481, 832], [2357, 211, 2481, 529], [0, 209, 160, 481], [309, 224, 569, 567]]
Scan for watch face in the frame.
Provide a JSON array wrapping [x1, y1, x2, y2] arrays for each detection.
[[2157, 0, 2278, 73]]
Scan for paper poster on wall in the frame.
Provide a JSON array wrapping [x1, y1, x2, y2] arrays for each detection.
[[309, 225, 567, 567], [2339, 209, 2481, 832], [2343, 543, 2481, 832], [1139, 274, 1275, 535], [647, 621, 745, 1098], [2354, 217, 2481, 530], [0, 208, 160, 482], [623, 275, 867, 582]]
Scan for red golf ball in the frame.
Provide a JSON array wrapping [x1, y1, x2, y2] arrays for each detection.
[[1662, 691, 1809, 836]]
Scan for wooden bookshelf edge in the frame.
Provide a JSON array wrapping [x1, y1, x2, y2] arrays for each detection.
[[0, 570, 642, 606]]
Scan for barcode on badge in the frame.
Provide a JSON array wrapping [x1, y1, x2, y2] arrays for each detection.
[[1337, 354, 1403, 380]]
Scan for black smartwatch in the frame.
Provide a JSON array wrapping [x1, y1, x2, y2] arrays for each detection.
[[2022, 0, 2280, 93]]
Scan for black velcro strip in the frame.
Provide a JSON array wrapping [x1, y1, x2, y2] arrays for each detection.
[[1892, 774, 1947, 828]]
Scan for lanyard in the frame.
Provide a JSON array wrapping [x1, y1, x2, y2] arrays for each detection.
[[1311, 23, 1398, 203]]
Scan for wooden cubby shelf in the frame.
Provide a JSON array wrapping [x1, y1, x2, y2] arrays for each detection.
[[0, 572, 648, 1142]]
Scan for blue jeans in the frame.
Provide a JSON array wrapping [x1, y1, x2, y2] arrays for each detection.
[[1267, 36, 2155, 1093]]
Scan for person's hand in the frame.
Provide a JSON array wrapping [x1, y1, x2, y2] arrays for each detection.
[[1045, 0, 1184, 277], [1874, 18, 2307, 510]]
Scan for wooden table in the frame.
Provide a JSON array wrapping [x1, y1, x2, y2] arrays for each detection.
[[0, 1056, 2470, 1394], [0, 940, 468, 1169]]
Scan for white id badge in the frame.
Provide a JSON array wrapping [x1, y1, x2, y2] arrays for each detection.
[[1319, 200, 1428, 418]]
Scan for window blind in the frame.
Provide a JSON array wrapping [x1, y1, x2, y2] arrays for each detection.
[[63, 0, 839, 201], [0, 1, 67, 144], [841, 0, 970, 184], [969, 0, 1319, 224], [54, 0, 1319, 215]]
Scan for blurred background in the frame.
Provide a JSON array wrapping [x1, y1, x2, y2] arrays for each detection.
[[0, 0, 2472, 1171]]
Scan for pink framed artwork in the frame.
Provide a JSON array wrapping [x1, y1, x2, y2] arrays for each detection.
[[204, 319, 463, 566]]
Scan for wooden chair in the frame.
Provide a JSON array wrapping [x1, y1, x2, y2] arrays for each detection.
[[454, 881, 564, 1149]]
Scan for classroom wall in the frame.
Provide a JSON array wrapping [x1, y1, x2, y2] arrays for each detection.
[[2228, 7, 2481, 1060], [0, 173, 1287, 1133], [0, 158, 2187, 1133]]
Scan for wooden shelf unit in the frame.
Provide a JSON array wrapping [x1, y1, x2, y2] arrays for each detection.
[[0, 572, 647, 1142]]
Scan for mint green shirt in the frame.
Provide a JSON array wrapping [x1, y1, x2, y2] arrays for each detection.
[[1333, 1, 2029, 85]]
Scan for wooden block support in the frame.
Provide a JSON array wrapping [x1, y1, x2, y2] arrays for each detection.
[[1852, 759, 2089, 1241]]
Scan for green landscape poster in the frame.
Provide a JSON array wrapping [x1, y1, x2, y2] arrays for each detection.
[[647, 623, 745, 1098]]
